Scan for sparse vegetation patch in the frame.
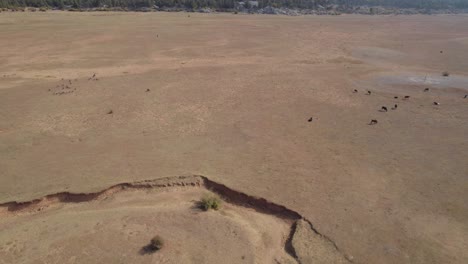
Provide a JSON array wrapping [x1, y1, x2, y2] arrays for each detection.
[[200, 194, 222, 211], [149, 235, 164, 251], [141, 235, 165, 254]]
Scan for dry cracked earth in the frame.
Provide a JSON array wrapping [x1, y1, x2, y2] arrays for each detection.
[[0, 12, 467, 264]]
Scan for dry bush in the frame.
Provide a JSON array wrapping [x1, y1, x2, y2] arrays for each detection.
[[149, 235, 164, 251], [200, 195, 222, 211]]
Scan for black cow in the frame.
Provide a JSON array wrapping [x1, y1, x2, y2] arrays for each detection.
[[381, 106, 388, 112], [369, 119, 378, 125]]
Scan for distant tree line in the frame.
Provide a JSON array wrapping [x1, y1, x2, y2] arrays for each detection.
[[1, 0, 467, 10], [332, 0, 468, 9]]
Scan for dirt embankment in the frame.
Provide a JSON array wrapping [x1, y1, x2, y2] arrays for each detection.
[[0, 175, 351, 264]]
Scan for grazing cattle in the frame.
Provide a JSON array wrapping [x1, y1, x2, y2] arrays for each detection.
[[146, 89, 150, 92], [381, 106, 388, 112], [367, 91, 371, 95], [404, 96, 410, 99], [69, 80, 72, 84], [92, 73, 96, 78], [394, 96, 398, 99], [308, 117, 313, 122], [464, 95, 467, 99], [433, 102, 440, 105], [393, 104, 398, 110], [353, 89, 358, 93], [424, 88, 429, 92], [369, 119, 378, 125], [107, 110, 113, 114]]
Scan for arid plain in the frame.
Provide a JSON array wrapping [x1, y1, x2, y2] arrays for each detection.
[[0, 12, 467, 264]]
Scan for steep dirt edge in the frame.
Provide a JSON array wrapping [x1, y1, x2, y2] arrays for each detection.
[[0, 175, 352, 263], [0, 175, 203, 214], [201, 175, 353, 263]]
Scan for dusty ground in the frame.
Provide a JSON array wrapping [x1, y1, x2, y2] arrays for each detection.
[[0, 12, 467, 264], [0, 186, 296, 264]]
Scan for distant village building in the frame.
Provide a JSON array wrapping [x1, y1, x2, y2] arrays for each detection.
[[236, 1, 259, 9], [248, 1, 259, 8]]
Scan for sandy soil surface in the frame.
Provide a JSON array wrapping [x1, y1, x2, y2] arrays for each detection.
[[0, 12, 467, 264], [0, 186, 296, 264]]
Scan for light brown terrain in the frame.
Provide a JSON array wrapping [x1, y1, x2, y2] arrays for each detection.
[[0, 176, 348, 264], [0, 177, 299, 264], [0, 12, 467, 264]]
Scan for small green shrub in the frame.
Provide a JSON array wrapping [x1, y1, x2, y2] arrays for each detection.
[[149, 235, 164, 251], [200, 195, 222, 211]]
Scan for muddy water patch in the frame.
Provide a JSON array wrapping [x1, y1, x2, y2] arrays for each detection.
[[375, 72, 468, 91]]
